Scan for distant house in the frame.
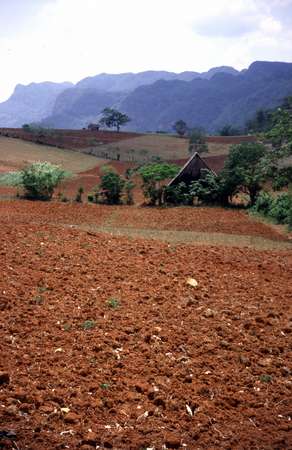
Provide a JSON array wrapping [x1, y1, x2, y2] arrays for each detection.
[[87, 123, 100, 131], [168, 152, 226, 187]]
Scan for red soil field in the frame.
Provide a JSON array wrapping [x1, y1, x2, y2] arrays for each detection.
[[0, 129, 142, 150], [0, 200, 291, 449], [0, 200, 288, 242], [206, 136, 257, 144]]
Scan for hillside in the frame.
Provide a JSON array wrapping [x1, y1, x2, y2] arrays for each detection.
[[0, 81, 73, 127], [120, 61, 292, 133], [1, 62, 291, 132], [0, 136, 102, 173], [42, 62, 292, 132], [0, 66, 239, 130]]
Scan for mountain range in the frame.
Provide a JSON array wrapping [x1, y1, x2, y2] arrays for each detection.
[[0, 62, 292, 133]]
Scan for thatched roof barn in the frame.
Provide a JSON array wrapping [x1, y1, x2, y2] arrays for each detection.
[[168, 152, 224, 187]]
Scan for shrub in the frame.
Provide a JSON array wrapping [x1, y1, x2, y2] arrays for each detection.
[[269, 193, 292, 224], [20, 162, 68, 200], [189, 170, 224, 205], [75, 186, 84, 203], [0, 162, 69, 200], [124, 180, 135, 205], [288, 199, 292, 229], [165, 182, 193, 205], [99, 166, 125, 204], [252, 191, 274, 216]]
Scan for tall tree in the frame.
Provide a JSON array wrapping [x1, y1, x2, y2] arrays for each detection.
[[99, 108, 131, 132], [138, 163, 179, 206], [221, 143, 267, 205], [188, 128, 208, 154], [173, 120, 188, 137]]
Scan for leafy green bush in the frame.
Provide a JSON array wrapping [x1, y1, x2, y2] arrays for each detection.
[[252, 191, 274, 216], [0, 162, 69, 200], [21, 162, 68, 200], [288, 199, 292, 230], [165, 182, 192, 205], [189, 170, 224, 205], [269, 193, 292, 224], [99, 166, 125, 204]]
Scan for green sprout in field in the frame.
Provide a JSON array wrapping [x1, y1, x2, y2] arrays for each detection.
[[107, 298, 120, 309], [81, 320, 96, 330]]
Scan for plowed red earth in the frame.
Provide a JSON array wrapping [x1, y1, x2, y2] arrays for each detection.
[[0, 201, 291, 450], [0, 201, 288, 242]]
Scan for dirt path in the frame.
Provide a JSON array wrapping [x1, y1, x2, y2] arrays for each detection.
[[70, 224, 292, 251]]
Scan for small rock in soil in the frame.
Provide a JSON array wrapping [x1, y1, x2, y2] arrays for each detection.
[[281, 366, 291, 376], [64, 412, 80, 424], [220, 340, 230, 348], [258, 357, 273, 367], [203, 308, 215, 318]]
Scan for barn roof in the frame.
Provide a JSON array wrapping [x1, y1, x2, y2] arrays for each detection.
[[168, 152, 221, 187]]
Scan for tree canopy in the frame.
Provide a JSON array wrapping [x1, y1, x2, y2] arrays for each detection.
[[188, 128, 208, 154], [138, 163, 179, 206], [99, 108, 131, 132], [173, 120, 188, 137]]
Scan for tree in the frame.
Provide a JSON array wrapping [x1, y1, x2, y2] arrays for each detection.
[[246, 109, 273, 133], [218, 124, 241, 136], [99, 166, 125, 204], [220, 143, 267, 205], [99, 108, 131, 132], [173, 120, 188, 137], [266, 107, 292, 149], [138, 163, 179, 206], [188, 128, 208, 154]]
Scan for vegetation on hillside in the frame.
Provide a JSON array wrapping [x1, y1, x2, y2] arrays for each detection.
[[0, 162, 69, 200]]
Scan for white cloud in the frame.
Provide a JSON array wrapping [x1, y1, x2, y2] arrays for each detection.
[[0, 0, 291, 102]]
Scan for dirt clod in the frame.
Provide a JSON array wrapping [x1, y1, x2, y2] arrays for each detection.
[[0, 372, 10, 385]]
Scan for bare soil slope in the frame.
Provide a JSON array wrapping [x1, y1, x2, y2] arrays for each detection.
[[0, 136, 104, 174]]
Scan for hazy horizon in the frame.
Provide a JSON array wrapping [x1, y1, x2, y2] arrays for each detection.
[[1, 0, 292, 101]]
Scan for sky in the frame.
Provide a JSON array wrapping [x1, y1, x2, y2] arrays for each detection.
[[0, 0, 292, 101]]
